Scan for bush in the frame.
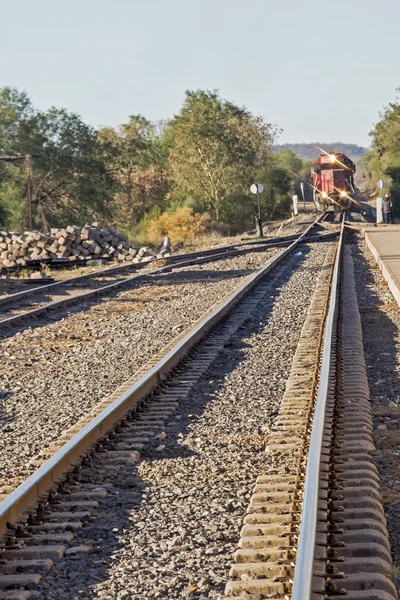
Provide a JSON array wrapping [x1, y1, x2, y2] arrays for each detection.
[[146, 207, 212, 244]]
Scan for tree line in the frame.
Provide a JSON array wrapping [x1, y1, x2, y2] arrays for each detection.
[[274, 143, 366, 162], [0, 87, 308, 241], [360, 89, 400, 214]]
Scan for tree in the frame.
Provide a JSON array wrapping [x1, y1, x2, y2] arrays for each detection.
[[0, 87, 38, 155], [0, 87, 115, 230], [273, 149, 315, 202], [0, 86, 296, 238], [260, 165, 293, 218], [168, 90, 277, 221], [97, 116, 170, 234], [274, 149, 303, 174], [31, 108, 114, 227], [0, 87, 43, 229], [146, 206, 211, 243], [365, 90, 400, 213]]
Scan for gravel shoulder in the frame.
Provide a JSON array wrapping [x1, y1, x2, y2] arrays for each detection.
[[35, 240, 334, 600], [0, 248, 280, 489], [353, 235, 400, 593]]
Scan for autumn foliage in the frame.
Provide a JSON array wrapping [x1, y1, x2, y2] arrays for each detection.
[[146, 207, 211, 244]]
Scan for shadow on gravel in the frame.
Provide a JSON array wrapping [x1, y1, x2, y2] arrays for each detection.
[[35, 249, 318, 600], [351, 240, 400, 401], [0, 390, 15, 430], [351, 237, 400, 583], [0, 266, 264, 343]]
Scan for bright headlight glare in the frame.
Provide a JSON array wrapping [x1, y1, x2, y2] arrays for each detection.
[[340, 191, 347, 198], [329, 154, 336, 163], [322, 192, 328, 198]]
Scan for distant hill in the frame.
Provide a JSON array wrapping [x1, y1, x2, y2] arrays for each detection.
[[273, 143, 367, 162]]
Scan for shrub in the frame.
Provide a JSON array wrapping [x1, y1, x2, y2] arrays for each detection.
[[146, 207, 212, 244]]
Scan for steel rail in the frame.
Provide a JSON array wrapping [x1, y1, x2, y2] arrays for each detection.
[[0, 235, 297, 308], [0, 246, 286, 328], [0, 216, 322, 541], [0, 215, 312, 278], [291, 216, 345, 599], [0, 227, 333, 329], [0, 227, 319, 309]]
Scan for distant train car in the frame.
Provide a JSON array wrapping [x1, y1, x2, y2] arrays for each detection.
[[312, 152, 356, 211]]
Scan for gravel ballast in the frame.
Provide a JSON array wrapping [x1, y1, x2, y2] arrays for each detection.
[[0, 249, 282, 489], [353, 236, 400, 593], [33, 240, 335, 600]]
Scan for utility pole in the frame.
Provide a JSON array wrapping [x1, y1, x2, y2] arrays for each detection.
[[26, 155, 33, 230]]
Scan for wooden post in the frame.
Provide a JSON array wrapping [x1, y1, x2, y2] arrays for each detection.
[[26, 155, 33, 230]]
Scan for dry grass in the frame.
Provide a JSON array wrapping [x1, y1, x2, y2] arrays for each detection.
[[32, 334, 107, 353], [146, 207, 212, 244], [184, 231, 226, 250]]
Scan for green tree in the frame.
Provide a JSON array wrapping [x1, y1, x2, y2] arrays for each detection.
[[0, 87, 115, 230], [0, 87, 43, 228], [32, 107, 115, 227], [168, 89, 277, 221], [0, 86, 296, 238], [274, 149, 303, 174], [364, 90, 400, 213], [97, 116, 170, 234], [0, 88, 38, 155], [267, 149, 316, 207]]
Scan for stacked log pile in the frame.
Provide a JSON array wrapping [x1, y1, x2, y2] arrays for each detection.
[[0, 223, 171, 268]]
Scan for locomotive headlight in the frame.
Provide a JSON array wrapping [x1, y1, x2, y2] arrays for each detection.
[[340, 191, 347, 198], [329, 154, 336, 163], [322, 192, 328, 198]]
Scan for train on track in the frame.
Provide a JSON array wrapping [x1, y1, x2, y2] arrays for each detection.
[[312, 151, 356, 211]]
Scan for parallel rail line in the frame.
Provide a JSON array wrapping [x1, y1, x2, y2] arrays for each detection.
[[0, 219, 328, 600], [2, 214, 387, 599], [0, 225, 337, 330], [0, 218, 319, 545]]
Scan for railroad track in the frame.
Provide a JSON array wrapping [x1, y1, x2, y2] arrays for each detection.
[[0, 217, 325, 598], [1, 214, 379, 600], [0, 224, 337, 330], [223, 219, 397, 599]]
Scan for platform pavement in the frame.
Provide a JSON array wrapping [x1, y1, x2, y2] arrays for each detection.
[[365, 225, 400, 307]]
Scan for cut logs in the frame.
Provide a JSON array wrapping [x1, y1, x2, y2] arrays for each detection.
[[0, 224, 172, 268]]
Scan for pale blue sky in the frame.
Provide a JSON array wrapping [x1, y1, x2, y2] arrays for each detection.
[[1, 0, 399, 146]]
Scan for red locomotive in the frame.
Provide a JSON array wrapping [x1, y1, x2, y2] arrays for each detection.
[[312, 152, 356, 211]]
